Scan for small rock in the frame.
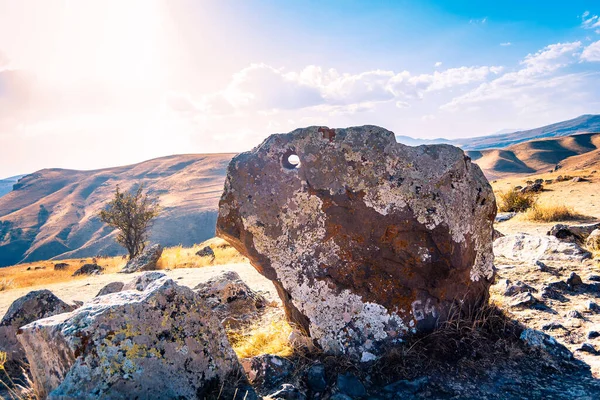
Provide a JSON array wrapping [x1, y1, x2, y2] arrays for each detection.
[[534, 178, 544, 185], [587, 301, 600, 312], [34, 266, 45, 270], [586, 230, 600, 252], [542, 321, 565, 331], [567, 310, 583, 319], [495, 212, 516, 223], [572, 176, 586, 183], [241, 355, 294, 392], [588, 275, 600, 282], [587, 331, 600, 339], [122, 271, 166, 291], [72, 263, 104, 276], [269, 384, 306, 400], [509, 292, 537, 308], [288, 329, 315, 351], [360, 351, 377, 363], [520, 182, 543, 193], [520, 329, 572, 360], [494, 234, 591, 263], [384, 376, 429, 394], [196, 245, 215, 259], [503, 280, 537, 297], [53, 263, 69, 270], [95, 281, 124, 297], [337, 373, 366, 397], [566, 272, 583, 288], [307, 364, 327, 392], [577, 343, 597, 354], [120, 244, 163, 273], [534, 260, 548, 272], [493, 228, 505, 240]]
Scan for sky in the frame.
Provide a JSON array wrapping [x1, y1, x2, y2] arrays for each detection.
[[1, 1, 600, 178]]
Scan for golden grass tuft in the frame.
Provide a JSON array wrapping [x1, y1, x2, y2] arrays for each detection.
[[157, 237, 247, 270], [496, 190, 536, 213], [0, 278, 15, 292], [228, 318, 294, 359], [523, 202, 586, 222]]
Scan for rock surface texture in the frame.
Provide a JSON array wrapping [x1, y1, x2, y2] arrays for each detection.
[[217, 126, 496, 357], [120, 244, 163, 273], [0, 290, 74, 377], [17, 278, 242, 399], [494, 233, 591, 262]]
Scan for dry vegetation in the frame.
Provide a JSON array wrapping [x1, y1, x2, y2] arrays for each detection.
[[523, 202, 586, 222], [0, 237, 247, 292], [497, 190, 536, 213], [228, 317, 294, 359]]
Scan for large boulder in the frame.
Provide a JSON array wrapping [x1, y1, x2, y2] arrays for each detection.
[[193, 271, 266, 325], [122, 271, 166, 291], [120, 244, 163, 273], [217, 126, 496, 358], [17, 278, 243, 399], [72, 263, 104, 276], [494, 233, 591, 262], [547, 222, 600, 243], [0, 290, 73, 378], [586, 229, 600, 252]]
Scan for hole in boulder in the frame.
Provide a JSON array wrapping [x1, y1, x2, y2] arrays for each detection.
[[282, 150, 301, 170]]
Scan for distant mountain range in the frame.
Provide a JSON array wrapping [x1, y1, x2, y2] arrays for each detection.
[[0, 155, 233, 267], [1, 114, 599, 267], [396, 114, 600, 150], [0, 175, 26, 198]]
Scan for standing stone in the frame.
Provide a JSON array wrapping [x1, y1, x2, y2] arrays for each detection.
[[0, 290, 73, 378], [17, 279, 243, 399], [217, 126, 496, 358], [120, 244, 163, 273], [95, 281, 125, 297]]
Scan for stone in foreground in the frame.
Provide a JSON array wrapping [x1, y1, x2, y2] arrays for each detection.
[[0, 290, 74, 378], [17, 278, 242, 399], [217, 125, 496, 357], [120, 244, 163, 273], [494, 233, 591, 263]]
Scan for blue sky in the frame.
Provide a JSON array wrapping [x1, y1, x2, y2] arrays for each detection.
[[1, 0, 600, 177]]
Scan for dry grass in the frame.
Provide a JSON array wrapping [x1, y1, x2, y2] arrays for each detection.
[[228, 317, 294, 359], [496, 190, 536, 213], [0, 257, 125, 291], [0, 351, 36, 400], [0, 237, 247, 291], [157, 237, 247, 270], [523, 202, 586, 222]]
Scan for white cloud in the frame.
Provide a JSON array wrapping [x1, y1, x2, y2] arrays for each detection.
[[434, 61, 443, 68], [582, 40, 600, 61], [500, 42, 512, 47], [582, 11, 600, 32], [470, 17, 487, 25]]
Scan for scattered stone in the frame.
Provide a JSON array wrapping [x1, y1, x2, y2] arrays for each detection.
[[567, 310, 583, 319], [95, 281, 124, 297], [587, 330, 600, 339], [547, 222, 600, 243], [193, 271, 266, 324], [495, 212, 516, 223], [196, 245, 215, 259], [384, 376, 429, 394], [586, 229, 600, 252], [241, 355, 294, 393], [71, 300, 84, 308], [120, 244, 163, 273], [588, 301, 600, 312], [0, 290, 73, 378], [577, 343, 597, 354], [520, 182, 543, 193], [337, 373, 367, 397], [217, 126, 496, 357], [572, 177, 586, 183], [122, 271, 166, 291], [34, 266, 45, 270], [513, 186, 523, 191], [534, 260, 548, 272], [53, 262, 69, 270], [306, 364, 327, 392], [17, 278, 242, 399], [534, 178, 544, 185], [72, 263, 104, 276], [542, 322, 566, 331], [589, 275, 600, 282], [494, 233, 591, 263], [545, 179, 553, 184], [288, 329, 316, 351], [509, 292, 537, 308], [520, 329, 572, 360], [566, 272, 583, 288], [502, 280, 537, 297], [269, 384, 307, 400]]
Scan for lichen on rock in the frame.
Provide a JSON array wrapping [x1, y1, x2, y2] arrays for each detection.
[[217, 125, 496, 358]]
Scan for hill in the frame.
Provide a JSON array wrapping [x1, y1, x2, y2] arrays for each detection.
[[0, 175, 26, 198], [396, 114, 600, 151], [0, 154, 234, 267], [467, 132, 600, 180]]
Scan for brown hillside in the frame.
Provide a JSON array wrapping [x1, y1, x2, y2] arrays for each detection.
[[469, 132, 600, 180], [0, 154, 234, 267]]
